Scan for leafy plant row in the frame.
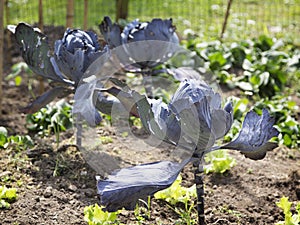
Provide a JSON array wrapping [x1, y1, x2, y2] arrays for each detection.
[[183, 35, 300, 98], [0, 127, 34, 151], [83, 179, 300, 225]]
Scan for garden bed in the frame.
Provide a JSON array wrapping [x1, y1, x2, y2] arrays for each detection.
[[1, 25, 300, 225], [0, 78, 299, 225]]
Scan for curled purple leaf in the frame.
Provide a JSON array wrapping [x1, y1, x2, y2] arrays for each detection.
[[169, 79, 233, 151], [54, 28, 109, 86], [13, 23, 66, 83], [99, 16, 122, 48], [221, 109, 279, 160], [97, 159, 189, 212]]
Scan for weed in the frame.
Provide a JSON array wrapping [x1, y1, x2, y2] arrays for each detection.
[[134, 196, 152, 223]]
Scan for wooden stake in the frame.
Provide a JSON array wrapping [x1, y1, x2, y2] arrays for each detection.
[[38, 0, 44, 32], [116, 0, 129, 22], [38, 0, 44, 94], [4, 0, 11, 65], [0, 0, 4, 116], [220, 0, 233, 39], [66, 0, 74, 28], [83, 0, 88, 30]]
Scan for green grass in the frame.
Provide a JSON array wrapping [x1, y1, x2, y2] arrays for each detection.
[[5, 0, 300, 42]]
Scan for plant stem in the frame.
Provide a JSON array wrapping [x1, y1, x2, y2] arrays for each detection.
[[193, 158, 205, 225], [141, 70, 153, 98], [75, 115, 82, 147], [54, 123, 60, 148]]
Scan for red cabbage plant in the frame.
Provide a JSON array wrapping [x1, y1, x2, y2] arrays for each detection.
[[99, 17, 180, 97], [9, 20, 279, 225], [8, 23, 112, 124], [91, 78, 278, 224]]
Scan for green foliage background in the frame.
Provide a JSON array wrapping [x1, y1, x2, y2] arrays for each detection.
[[5, 0, 300, 42]]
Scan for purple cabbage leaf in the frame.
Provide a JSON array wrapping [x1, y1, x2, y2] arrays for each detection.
[[97, 159, 190, 212]]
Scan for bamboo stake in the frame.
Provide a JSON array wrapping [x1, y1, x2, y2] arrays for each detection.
[[66, 0, 74, 28], [0, 0, 4, 116], [83, 0, 88, 30], [220, 0, 233, 39]]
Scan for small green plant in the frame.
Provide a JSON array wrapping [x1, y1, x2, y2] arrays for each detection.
[[84, 203, 120, 225], [52, 153, 68, 177], [100, 136, 113, 145], [134, 196, 152, 223], [203, 150, 236, 174], [0, 186, 18, 209], [276, 196, 300, 225], [154, 174, 196, 205], [154, 174, 197, 225], [0, 126, 34, 151], [26, 99, 73, 144], [134, 204, 145, 224], [5, 62, 34, 87]]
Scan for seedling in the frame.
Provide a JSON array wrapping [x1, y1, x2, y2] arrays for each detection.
[[84, 203, 120, 225], [26, 99, 73, 145], [134, 196, 152, 222], [155, 174, 196, 205], [0, 186, 17, 209], [155, 174, 197, 225], [5, 62, 35, 94], [276, 196, 300, 225], [203, 150, 236, 174], [99, 136, 113, 145], [0, 126, 34, 151]]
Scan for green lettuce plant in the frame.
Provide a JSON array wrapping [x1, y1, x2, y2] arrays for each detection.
[[276, 196, 300, 225], [154, 174, 197, 225], [84, 203, 120, 225], [203, 150, 236, 174], [0, 186, 18, 209], [0, 126, 34, 150]]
